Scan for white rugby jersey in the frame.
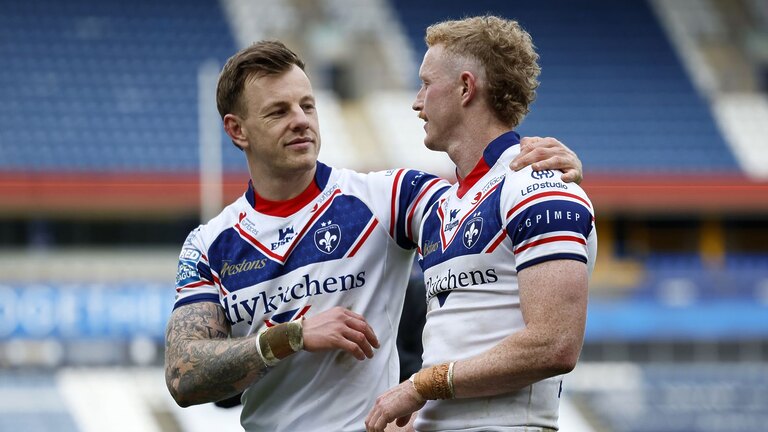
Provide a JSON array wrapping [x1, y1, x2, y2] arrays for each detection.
[[415, 132, 597, 432], [173, 162, 447, 432]]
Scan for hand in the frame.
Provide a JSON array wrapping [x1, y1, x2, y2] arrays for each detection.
[[511, 136, 583, 184], [365, 381, 426, 432], [302, 307, 380, 360]]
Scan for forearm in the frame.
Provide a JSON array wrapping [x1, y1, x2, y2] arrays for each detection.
[[418, 260, 588, 400], [164, 302, 269, 407], [451, 327, 581, 398], [166, 336, 267, 406]]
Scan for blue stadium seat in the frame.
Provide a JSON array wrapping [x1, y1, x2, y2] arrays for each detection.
[[389, 0, 740, 174], [0, 0, 241, 172]]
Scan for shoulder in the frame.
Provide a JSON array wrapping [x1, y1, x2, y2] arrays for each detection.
[[187, 194, 252, 246]]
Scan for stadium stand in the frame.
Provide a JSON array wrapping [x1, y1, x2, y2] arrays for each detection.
[[567, 363, 768, 432], [1, 1, 767, 431], [0, 0, 239, 172], [388, 0, 741, 173]]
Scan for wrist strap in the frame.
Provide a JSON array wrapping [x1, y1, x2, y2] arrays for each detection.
[[257, 318, 304, 367], [412, 361, 456, 400]]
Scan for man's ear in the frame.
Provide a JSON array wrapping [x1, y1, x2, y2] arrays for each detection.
[[223, 113, 248, 151], [460, 71, 477, 107]]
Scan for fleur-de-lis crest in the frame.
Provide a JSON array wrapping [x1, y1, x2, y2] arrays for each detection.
[[462, 217, 483, 249], [314, 223, 341, 254], [465, 223, 478, 247], [318, 230, 337, 252]]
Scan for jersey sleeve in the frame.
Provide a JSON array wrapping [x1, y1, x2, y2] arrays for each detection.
[[173, 226, 220, 310], [366, 169, 450, 250], [502, 170, 595, 272]]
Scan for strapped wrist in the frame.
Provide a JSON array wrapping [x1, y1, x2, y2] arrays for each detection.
[[412, 361, 456, 400], [256, 318, 304, 367]]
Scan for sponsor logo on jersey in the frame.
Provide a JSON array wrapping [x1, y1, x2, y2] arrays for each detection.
[[481, 175, 504, 193], [515, 208, 585, 233], [310, 185, 341, 214], [422, 239, 439, 258], [179, 248, 201, 261], [424, 267, 499, 307], [238, 212, 260, 237], [462, 215, 483, 249], [271, 226, 295, 250], [449, 208, 460, 220], [175, 261, 199, 286], [470, 192, 482, 205], [222, 271, 367, 325], [520, 181, 569, 197], [183, 228, 201, 246], [279, 226, 294, 240], [410, 171, 426, 185], [531, 169, 555, 180], [314, 220, 341, 254], [220, 258, 268, 277]]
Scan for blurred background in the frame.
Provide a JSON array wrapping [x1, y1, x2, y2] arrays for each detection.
[[1, 0, 768, 431]]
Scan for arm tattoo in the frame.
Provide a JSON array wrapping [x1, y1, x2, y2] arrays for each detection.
[[164, 302, 269, 406]]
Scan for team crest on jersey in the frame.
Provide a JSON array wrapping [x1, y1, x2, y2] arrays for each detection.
[[175, 261, 199, 286], [444, 206, 461, 232], [264, 305, 311, 327], [314, 220, 341, 254], [271, 225, 295, 250], [462, 215, 483, 249]]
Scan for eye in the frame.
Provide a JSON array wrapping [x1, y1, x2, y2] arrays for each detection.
[[269, 109, 286, 117], [302, 103, 316, 112]]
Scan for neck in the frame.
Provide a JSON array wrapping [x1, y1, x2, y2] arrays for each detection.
[[447, 119, 510, 178], [249, 165, 317, 201]]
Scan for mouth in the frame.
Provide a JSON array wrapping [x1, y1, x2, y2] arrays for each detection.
[[285, 137, 314, 147]]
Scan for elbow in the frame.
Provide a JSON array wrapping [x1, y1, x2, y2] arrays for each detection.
[[165, 368, 197, 408], [168, 383, 198, 408], [166, 380, 188, 407], [544, 341, 582, 376], [175, 398, 195, 409]]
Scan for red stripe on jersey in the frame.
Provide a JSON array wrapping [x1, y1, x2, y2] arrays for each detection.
[[235, 223, 284, 261], [265, 305, 312, 328], [439, 183, 502, 249], [513, 235, 586, 254], [486, 230, 507, 253], [506, 191, 592, 219], [389, 170, 405, 237], [437, 202, 449, 248], [283, 189, 341, 258], [235, 189, 342, 263], [405, 178, 442, 241], [177, 280, 214, 292], [296, 305, 311, 319], [348, 218, 379, 257], [456, 158, 491, 198]]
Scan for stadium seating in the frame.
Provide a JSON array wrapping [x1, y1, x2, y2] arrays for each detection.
[[0, 371, 79, 432], [0, 0, 240, 172], [570, 363, 768, 432], [388, 0, 741, 173]]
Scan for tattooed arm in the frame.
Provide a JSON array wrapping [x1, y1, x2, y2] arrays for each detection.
[[164, 302, 266, 407], [165, 302, 381, 407]]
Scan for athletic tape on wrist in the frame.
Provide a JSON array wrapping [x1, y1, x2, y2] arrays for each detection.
[[413, 362, 455, 400], [257, 318, 304, 367], [408, 374, 426, 403]]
